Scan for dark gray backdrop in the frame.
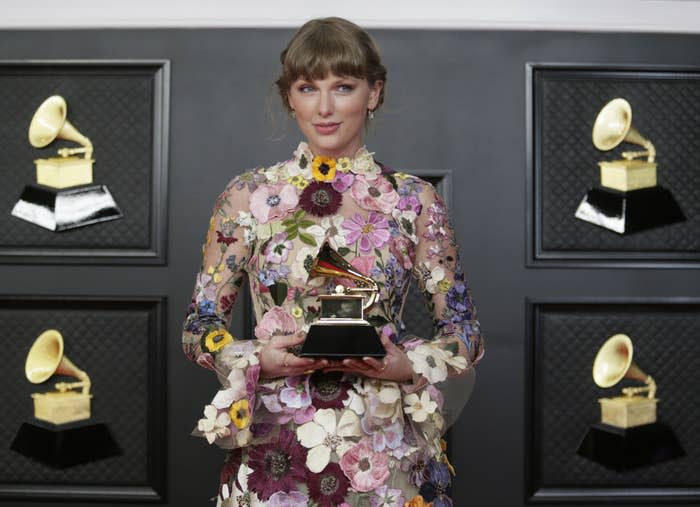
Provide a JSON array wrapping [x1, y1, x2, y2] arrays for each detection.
[[1, 28, 699, 507]]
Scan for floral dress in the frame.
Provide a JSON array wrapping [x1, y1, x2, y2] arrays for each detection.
[[182, 142, 484, 507]]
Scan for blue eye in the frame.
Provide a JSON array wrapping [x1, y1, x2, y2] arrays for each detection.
[[298, 84, 315, 93], [338, 84, 355, 92]]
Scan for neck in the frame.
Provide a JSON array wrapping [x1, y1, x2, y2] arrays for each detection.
[[307, 141, 363, 160]]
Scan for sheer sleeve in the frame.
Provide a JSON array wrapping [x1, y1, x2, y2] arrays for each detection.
[[182, 175, 262, 449], [401, 180, 484, 435]]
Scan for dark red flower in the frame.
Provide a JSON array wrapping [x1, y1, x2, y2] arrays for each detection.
[[299, 181, 342, 217], [307, 462, 350, 507], [310, 371, 350, 409], [216, 230, 238, 245], [246, 428, 308, 500], [220, 294, 236, 316]]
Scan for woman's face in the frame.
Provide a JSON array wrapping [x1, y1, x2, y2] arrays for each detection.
[[288, 73, 383, 159]]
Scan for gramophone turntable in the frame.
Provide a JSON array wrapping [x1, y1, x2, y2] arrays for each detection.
[[576, 334, 684, 471], [574, 98, 685, 234], [299, 241, 386, 358], [11, 95, 123, 231], [10, 329, 120, 468]]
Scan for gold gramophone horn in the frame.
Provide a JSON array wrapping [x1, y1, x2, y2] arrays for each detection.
[[309, 242, 379, 310], [592, 98, 655, 162], [25, 329, 91, 395], [28, 95, 93, 159], [592, 333, 656, 398]]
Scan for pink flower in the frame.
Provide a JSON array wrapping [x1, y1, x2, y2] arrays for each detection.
[[332, 172, 355, 193], [279, 375, 312, 409], [339, 438, 390, 492], [264, 232, 293, 264], [351, 175, 399, 214], [254, 307, 297, 341], [338, 256, 375, 288], [342, 212, 390, 253], [250, 182, 298, 224], [389, 236, 415, 270], [398, 195, 422, 214]]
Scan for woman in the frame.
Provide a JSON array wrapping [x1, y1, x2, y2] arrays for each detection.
[[183, 17, 484, 506]]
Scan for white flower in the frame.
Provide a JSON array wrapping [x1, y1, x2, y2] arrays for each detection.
[[403, 390, 437, 423], [343, 388, 366, 415], [304, 223, 326, 245], [392, 209, 418, 244], [235, 211, 257, 245], [320, 215, 347, 250], [210, 370, 246, 409], [296, 408, 362, 472], [218, 341, 260, 370], [352, 151, 381, 179], [418, 262, 445, 294], [354, 379, 402, 423], [406, 343, 468, 383], [226, 463, 264, 506], [263, 163, 286, 183], [197, 404, 231, 444], [291, 246, 324, 286]]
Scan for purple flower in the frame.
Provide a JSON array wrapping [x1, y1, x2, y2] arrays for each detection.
[[445, 283, 470, 314], [419, 460, 452, 506], [398, 195, 422, 214], [332, 172, 355, 193], [268, 490, 309, 506], [342, 212, 390, 253], [264, 232, 293, 264]]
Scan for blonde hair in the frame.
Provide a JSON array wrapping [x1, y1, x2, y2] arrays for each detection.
[[276, 17, 387, 113]]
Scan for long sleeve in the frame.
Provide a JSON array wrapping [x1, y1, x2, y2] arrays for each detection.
[[182, 175, 263, 449], [401, 179, 485, 434]]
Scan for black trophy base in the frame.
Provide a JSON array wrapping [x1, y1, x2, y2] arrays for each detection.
[[11, 419, 121, 468], [299, 323, 386, 359], [574, 185, 685, 234], [11, 183, 123, 231], [577, 421, 685, 472]]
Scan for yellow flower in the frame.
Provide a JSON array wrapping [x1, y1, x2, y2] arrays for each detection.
[[337, 157, 352, 172], [404, 496, 432, 507], [395, 171, 410, 179], [229, 399, 251, 429], [213, 273, 223, 283], [291, 306, 303, 319], [202, 329, 233, 353], [312, 155, 337, 181], [290, 174, 310, 190], [437, 279, 452, 294]]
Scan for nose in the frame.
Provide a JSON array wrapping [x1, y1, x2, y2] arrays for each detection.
[[318, 90, 334, 117]]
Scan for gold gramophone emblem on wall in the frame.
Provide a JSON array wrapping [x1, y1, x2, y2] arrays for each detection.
[[11, 329, 121, 468], [574, 98, 685, 234], [25, 329, 92, 424], [592, 333, 657, 428], [299, 241, 386, 358], [577, 333, 684, 471], [11, 95, 123, 231]]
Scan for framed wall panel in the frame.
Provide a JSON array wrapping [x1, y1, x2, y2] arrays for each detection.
[[526, 299, 700, 503], [526, 64, 700, 268], [0, 60, 170, 264], [0, 296, 166, 502]]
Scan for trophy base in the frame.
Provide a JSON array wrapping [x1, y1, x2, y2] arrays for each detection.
[[577, 421, 684, 472], [574, 185, 685, 234], [11, 419, 121, 468], [299, 322, 386, 359], [11, 183, 123, 231]]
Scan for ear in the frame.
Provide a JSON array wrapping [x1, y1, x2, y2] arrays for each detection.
[[367, 80, 383, 110]]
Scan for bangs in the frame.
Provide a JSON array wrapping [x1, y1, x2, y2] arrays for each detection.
[[283, 26, 370, 82]]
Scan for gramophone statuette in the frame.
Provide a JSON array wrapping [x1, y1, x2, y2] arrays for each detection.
[[576, 333, 684, 471], [25, 329, 92, 424], [11, 95, 123, 231], [574, 97, 685, 234], [11, 329, 121, 468], [298, 241, 386, 358]]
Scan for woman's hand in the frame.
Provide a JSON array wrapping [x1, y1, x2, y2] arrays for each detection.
[[322, 332, 413, 382], [259, 331, 328, 379]]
